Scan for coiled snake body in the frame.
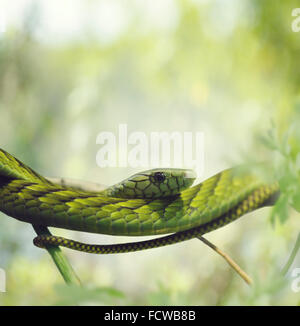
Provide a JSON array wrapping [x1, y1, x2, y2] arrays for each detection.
[[0, 148, 279, 254]]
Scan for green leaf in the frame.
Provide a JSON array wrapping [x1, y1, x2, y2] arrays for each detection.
[[291, 188, 300, 212], [270, 194, 289, 225]]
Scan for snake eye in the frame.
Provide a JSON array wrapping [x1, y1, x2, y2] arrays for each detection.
[[153, 172, 166, 183]]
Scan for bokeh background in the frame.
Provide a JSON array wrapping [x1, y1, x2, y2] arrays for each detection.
[[0, 0, 300, 305]]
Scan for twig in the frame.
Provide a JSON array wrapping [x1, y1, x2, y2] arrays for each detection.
[[32, 225, 81, 286], [281, 232, 300, 276], [197, 236, 253, 286]]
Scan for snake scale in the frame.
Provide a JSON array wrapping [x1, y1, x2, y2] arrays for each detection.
[[0, 148, 279, 254]]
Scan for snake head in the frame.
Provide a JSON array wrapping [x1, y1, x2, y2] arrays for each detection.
[[106, 168, 196, 199]]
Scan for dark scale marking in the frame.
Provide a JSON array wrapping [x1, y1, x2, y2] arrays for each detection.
[[174, 175, 180, 192]]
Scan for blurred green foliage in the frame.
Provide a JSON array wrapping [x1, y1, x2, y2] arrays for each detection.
[[0, 0, 300, 305]]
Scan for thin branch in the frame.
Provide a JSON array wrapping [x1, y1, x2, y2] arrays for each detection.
[[281, 232, 300, 276], [32, 224, 81, 286], [197, 236, 253, 286]]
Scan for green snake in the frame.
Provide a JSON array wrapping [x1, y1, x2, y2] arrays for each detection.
[[0, 148, 279, 254]]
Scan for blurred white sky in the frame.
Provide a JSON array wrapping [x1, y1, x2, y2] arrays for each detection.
[[0, 0, 179, 44], [0, 0, 244, 44]]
